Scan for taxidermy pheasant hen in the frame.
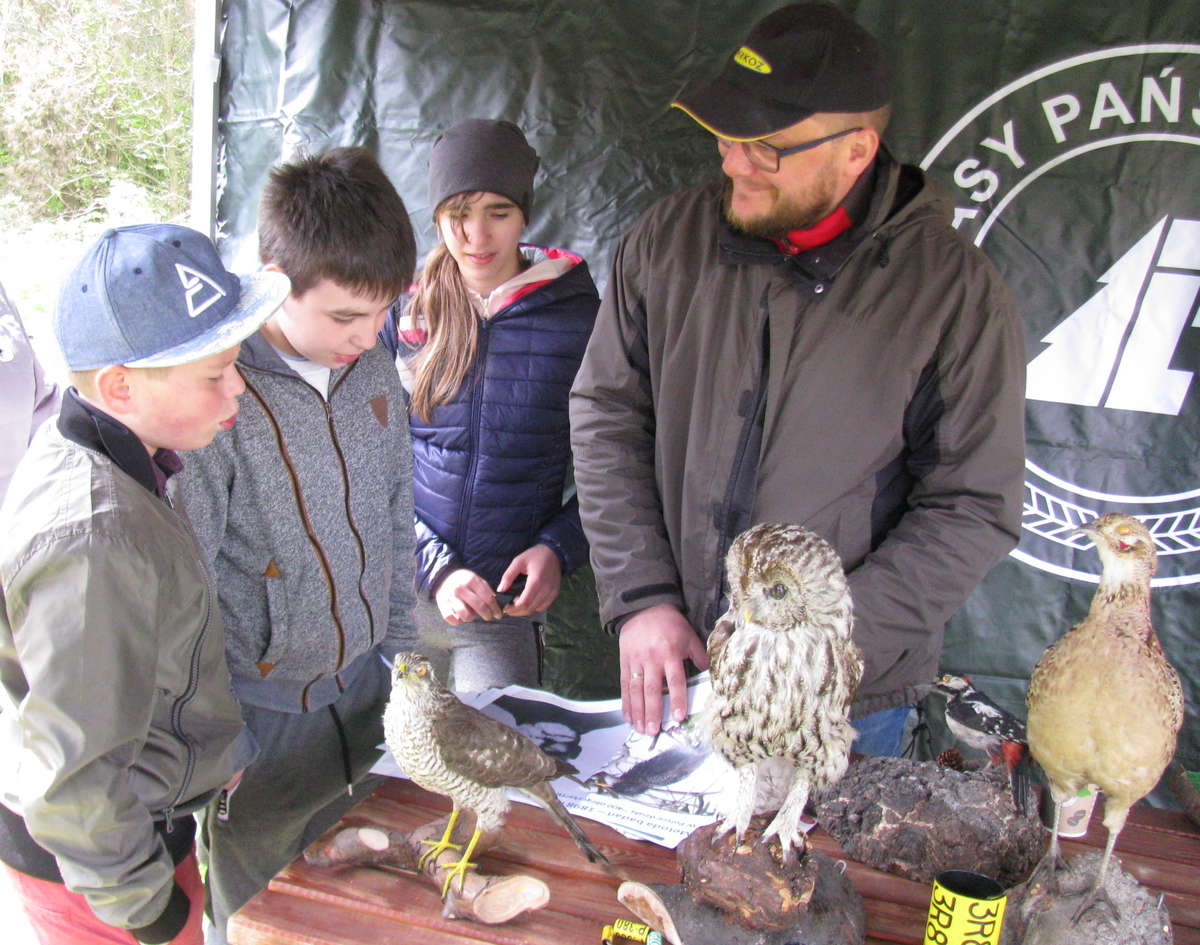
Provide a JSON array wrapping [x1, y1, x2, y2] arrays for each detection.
[[383, 653, 608, 896], [1025, 513, 1183, 919], [706, 522, 863, 858]]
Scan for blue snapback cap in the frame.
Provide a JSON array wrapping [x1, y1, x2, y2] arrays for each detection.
[[56, 223, 290, 370]]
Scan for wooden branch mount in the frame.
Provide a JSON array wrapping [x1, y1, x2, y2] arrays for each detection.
[[304, 814, 550, 925]]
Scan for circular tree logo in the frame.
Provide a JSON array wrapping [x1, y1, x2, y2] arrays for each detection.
[[923, 45, 1200, 586]]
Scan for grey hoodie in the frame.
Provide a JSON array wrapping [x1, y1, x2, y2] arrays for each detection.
[[180, 332, 417, 713]]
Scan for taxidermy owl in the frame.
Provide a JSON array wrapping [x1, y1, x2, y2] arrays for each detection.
[[706, 522, 863, 858]]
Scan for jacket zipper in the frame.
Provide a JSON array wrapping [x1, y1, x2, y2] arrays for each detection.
[[320, 391, 376, 650], [163, 510, 210, 831], [243, 368, 355, 703], [327, 360, 377, 648], [709, 289, 772, 628]]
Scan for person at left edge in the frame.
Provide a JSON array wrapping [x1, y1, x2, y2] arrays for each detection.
[[0, 277, 60, 504], [0, 224, 287, 944]]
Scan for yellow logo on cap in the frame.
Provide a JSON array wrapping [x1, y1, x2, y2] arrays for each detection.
[[734, 46, 771, 74]]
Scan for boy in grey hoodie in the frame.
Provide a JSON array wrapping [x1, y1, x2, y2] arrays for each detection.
[[178, 148, 418, 945]]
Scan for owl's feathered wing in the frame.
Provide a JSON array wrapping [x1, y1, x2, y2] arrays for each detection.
[[706, 613, 734, 670], [840, 639, 864, 696]]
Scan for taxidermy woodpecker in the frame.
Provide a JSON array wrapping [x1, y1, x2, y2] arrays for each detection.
[[932, 674, 1033, 814]]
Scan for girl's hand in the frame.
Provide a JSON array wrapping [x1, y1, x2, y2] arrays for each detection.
[[435, 568, 503, 624], [499, 545, 561, 616]]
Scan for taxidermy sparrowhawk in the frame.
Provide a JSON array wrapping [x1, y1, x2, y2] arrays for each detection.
[[383, 653, 608, 895], [1025, 513, 1183, 922], [706, 522, 863, 858]]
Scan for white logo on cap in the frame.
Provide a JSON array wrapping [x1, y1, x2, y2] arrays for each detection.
[[175, 264, 226, 318]]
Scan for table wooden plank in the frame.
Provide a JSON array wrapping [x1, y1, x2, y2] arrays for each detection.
[[229, 777, 1200, 945], [233, 887, 500, 945]]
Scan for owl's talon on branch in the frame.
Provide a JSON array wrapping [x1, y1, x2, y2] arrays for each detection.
[[711, 817, 737, 842]]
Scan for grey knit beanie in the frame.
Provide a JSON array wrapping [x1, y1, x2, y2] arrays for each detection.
[[427, 119, 540, 220]]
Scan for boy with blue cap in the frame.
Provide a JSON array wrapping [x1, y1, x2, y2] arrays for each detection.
[[0, 224, 289, 945]]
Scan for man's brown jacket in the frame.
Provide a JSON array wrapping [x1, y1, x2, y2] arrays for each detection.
[[570, 152, 1026, 716]]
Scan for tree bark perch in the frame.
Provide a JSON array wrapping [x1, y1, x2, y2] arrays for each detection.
[[304, 814, 550, 924]]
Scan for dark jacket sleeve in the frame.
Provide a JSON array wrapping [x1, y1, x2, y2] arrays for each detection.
[[535, 492, 588, 575], [413, 514, 462, 599], [569, 221, 686, 629]]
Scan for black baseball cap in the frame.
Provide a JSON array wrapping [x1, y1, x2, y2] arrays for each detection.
[[671, 3, 891, 141]]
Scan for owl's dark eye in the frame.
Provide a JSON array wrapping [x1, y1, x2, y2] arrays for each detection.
[[767, 582, 788, 600]]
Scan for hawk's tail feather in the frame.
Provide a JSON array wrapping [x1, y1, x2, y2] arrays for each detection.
[[529, 784, 610, 866]]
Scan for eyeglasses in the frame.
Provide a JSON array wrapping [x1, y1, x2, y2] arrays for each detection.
[[716, 126, 863, 173]]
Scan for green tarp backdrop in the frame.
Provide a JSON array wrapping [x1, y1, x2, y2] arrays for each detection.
[[211, 0, 1200, 775]]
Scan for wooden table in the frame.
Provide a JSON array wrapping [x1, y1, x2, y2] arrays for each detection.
[[230, 777, 1200, 945]]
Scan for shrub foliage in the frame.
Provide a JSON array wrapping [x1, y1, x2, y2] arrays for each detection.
[[0, 0, 193, 221]]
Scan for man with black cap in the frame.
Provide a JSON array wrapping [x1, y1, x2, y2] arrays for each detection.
[[570, 3, 1025, 750]]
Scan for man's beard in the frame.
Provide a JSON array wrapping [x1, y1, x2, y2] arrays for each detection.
[[721, 177, 840, 238]]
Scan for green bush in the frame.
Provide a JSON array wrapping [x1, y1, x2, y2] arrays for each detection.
[[0, 0, 193, 223]]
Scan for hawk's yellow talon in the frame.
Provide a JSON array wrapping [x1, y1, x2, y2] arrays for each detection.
[[417, 809, 462, 869], [418, 835, 462, 868], [438, 827, 483, 898]]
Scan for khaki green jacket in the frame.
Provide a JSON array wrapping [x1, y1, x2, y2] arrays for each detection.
[[0, 399, 256, 931]]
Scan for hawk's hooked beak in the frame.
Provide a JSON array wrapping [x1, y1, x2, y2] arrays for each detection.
[[392, 657, 429, 683]]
